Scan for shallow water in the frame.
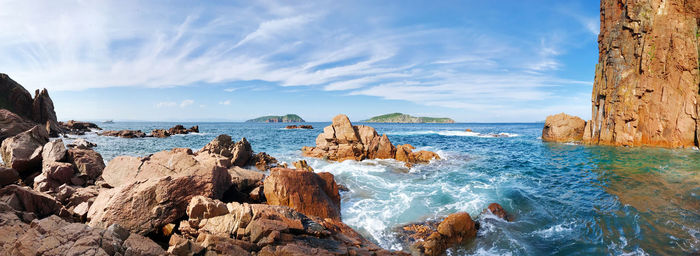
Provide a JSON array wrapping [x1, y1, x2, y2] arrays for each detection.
[[66, 122, 700, 255]]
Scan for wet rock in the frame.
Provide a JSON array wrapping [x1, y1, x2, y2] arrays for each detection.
[[542, 113, 586, 143], [0, 109, 36, 143], [482, 203, 510, 221], [299, 125, 313, 129], [67, 148, 105, 181], [302, 114, 439, 166], [42, 139, 66, 163], [1, 125, 48, 173], [168, 124, 199, 135], [150, 129, 170, 138], [292, 160, 314, 172], [251, 152, 278, 171], [88, 156, 231, 234], [0, 167, 19, 187], [263, 168, 341, 220], [66, 138, 97, 149], [397, 212, 477, 256], [99, 129, 146, 138], [285, 125, 298, 129], [59, 120, 101, 135]]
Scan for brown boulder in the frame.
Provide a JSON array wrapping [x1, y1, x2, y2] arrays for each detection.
[[251, 152, 278, 171], [41, 139, 66, 163], [1, 126, 48, 173], [0, 167, 19, 186], [66, 138, 97, 149], [40, 162, 74, 184], [292, 160, 314, 172], [67, 148, 105, 180], [88, 157, 231, 234], [542, 113, 586, 143], [263, 168, 341, 220], [0, 185, 71, 219], [199, 135, 255, 167], [0, 109, 36, 143]]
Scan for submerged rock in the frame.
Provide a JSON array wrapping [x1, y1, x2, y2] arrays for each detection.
[[481, 203, 510, 221], [542, 113, 586, 143], [263, 168, 341, 220], [302, 114, 439, 167]]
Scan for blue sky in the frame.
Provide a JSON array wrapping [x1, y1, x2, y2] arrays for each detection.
[[0, 0, 599, 122]]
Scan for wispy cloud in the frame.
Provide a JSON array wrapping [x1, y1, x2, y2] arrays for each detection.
[[219, 100, 231, 105], [1, 0, 596, 121]]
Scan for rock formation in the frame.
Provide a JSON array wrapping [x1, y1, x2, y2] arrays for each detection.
[[1, 126, 49, 174], [302, 114, 440, 167], [59, 120, 101, 135], [0, 110, 36, 143], [580, 0, 700, 147], [0, 74, 62, 137], [99, 129, 147, 138], [397, 212, 477, 256], [542, 113, 587, 142], [168, 124, 199, 135]]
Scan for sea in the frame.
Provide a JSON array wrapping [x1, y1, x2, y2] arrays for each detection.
[[63, 122, 700, 256]]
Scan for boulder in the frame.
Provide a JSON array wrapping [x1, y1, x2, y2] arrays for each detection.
[[66, 138, 97, 149], [168, 124, 199, 135], [0, 109, 35, 143], [1, 126, 48, 173], [263, 168, 341, 220], [0, 74, 33, 120], [41, 162, 74, 184], [397, 212, 477, 256], [541, 113, 586, 143], [0, 185, 71, 219], [67, 148, 105, 180], [31, 89, 62, 136], [302, 114, 439, 167], [228, 167, 264, 192], [292, 160, 313, 172], [42, 139, 66, 163], [200, 134, 235, 157], [0, 167, 19, 186], [88, 157, 231, 234], [123, 233, 167, 256], [199, 136, 255, 167], [231, 137, 253, 167]]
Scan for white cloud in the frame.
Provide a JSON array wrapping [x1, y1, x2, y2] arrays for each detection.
[[180, 99, 194, 108], [219, 100, 231, 105], [223, 88, 237, 92]]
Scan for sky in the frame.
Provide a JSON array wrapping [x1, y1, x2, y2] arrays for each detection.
[[0, 0, 600, 122]]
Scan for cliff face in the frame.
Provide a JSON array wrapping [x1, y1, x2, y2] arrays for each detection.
[[583, 0, 700, 147]]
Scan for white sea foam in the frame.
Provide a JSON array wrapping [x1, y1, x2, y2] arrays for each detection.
[[532, 222, 575, 239], [388, 130, 519, 138]]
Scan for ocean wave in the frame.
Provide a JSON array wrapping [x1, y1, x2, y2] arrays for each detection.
[[532, 222, 575, 239], [388, 130, 518, 138]]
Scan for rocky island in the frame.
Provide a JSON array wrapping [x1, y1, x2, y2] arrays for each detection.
[[364, 113, 455, 123], [246, 114, 305, 123]]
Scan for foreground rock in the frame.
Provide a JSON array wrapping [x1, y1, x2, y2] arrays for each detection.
[[541, 113, 586, 143], [1, 126, 49, 174], [178, 197, 401, 255], [302, 114, 440, 167], [0, 185, 73, 219], [0, 110, 36, 143], [199, 135, 278, 170], [99, 129, 146, 138], [0, 210, 164, 256], [397, 212, 477, 256], [264, 167, 341, 220], [0, 167, 19, 186], [577, 0, 700, 148], [59, 120, 101, 135], [31, 89, 62, 137], [89, 148, 232, 234]]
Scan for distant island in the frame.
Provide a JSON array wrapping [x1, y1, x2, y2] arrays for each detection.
[[364, 113, 455, 123], [246, 114, 306, 123]]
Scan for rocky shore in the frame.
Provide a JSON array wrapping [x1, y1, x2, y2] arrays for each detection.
[[0, 74, 513, 255], [100, 125, 200, 138]]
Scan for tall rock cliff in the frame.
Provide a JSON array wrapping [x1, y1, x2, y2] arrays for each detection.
[[583, 0, 700, 147]]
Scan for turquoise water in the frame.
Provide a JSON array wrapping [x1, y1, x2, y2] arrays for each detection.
[[68, 122, 700, 255]]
